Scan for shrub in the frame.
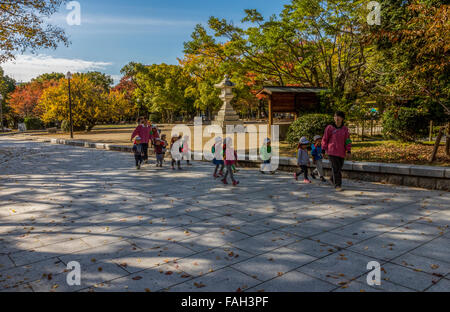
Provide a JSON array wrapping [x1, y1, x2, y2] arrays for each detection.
[[286, 114, 334, 145], [23, 117, 44, 130], [382, 107, 429, 142]]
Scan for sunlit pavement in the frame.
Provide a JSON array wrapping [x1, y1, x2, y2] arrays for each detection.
[[0, 137, 449, 292]]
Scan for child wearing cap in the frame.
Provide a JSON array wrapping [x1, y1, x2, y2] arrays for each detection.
[[260, 138, 275, 174], [155, 135, 167, 167], [132, 136, 145, 170], [212, 137, 224, 178], [221, 137, 239, 186], [294, 136, 311, 183], [311, 135, 326, 182], [170, 134, 182, 170], [182, 135, 192, 166]]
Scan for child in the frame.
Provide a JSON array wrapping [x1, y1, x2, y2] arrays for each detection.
[[260, 137, 275, 174], [160, 134, 168, 154], [182, 135, 192, 166], [132, 136, 145, 170], [170, 134, 182, 170], [311, 135, 326, 182], [131, 118, 151, 164], [294, 137, 311, 184], [154, 136, 167, 167], [322, 111, 352, 192], [150, 125, 160, 147], [212, 137, 224, 178], [221, 137, 239, 186]]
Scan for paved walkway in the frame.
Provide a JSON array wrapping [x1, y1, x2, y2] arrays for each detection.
[[0, 138, 449, 292]]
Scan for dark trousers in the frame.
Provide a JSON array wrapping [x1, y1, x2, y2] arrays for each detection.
[[156, 154, 164, 166], [142, 143, 149, 161], [214, 163, 224, 175], [134, 154, 143, 166], [171, 159, 181, 168], [329, 155, 345, 187], [223, 164, 236, 182], [296, 165, 309, 180]]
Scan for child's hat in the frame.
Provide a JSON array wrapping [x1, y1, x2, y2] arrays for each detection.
[[215, 136, 222, 143], [313, 135, 322, 141], [135, 136, 142, 140], [171, 133, 179, 138], [299, 137, 310, 145], [264, 138, 271, 144]]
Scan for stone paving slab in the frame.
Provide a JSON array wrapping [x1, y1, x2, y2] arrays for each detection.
[[0, 138, 449, 292]]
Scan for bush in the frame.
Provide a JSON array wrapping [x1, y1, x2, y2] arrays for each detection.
[[382, 107, 429, 142], [286, 114, 334, 145], [23, 117, 44, 130]]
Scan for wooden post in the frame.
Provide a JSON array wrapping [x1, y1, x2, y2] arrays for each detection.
[[430, 127, 444, 162], [429, 120, 433, 142], [370, 119, 373, 137], [268, 96, 273, 139]]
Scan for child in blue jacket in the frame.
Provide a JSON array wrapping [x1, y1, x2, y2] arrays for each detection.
[[311, 135, 326, 182]]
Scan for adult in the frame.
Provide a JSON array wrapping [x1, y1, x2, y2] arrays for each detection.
[[131, 117, 152, 164], [322, 111, 352, 192]]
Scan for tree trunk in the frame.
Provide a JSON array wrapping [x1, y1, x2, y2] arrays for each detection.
[[446, 123, 450, 157], [430, 127, 445, 162], [429, 120, 433, 142], [361, 120, 365, 142]]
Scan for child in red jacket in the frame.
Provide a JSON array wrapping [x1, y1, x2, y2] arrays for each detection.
[[221, 137, 239, 186]]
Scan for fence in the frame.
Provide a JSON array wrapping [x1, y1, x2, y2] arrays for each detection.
[[348, 120, 383, 138]]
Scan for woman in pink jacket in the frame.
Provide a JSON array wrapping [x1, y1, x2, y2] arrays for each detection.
[[131, 117, 152, 164], [322, 111, 352, 191]]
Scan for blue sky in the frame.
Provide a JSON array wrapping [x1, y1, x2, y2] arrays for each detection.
[[3, 0, 289, 83]]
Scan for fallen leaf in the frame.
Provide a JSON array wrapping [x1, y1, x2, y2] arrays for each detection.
[[430, 264, 439, 270], [194, 282, 206, 288], [132, 276, 143, 281]]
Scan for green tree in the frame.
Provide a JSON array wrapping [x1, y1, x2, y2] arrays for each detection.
[[83, 72, 114, 92], [122, 63, 196, 122], [0, 67, 17, 128], [367, 0, 449, 115], [0, 0, 69, 62]]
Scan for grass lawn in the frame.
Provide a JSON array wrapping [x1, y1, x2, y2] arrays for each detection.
[[279, 139, 449, 166]]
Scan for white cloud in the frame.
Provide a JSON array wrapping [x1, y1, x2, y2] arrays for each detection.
[[1, 54, 113, 82], [47, 13, 197, 28]]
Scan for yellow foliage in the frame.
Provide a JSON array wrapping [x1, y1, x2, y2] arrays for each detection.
[[38, 75, 111, 130]]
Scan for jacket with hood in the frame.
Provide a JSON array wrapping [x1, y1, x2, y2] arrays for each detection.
[[260, 139, 272, 161]]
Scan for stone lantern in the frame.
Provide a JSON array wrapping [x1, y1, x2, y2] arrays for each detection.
[[212, 75, 242, 131]]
